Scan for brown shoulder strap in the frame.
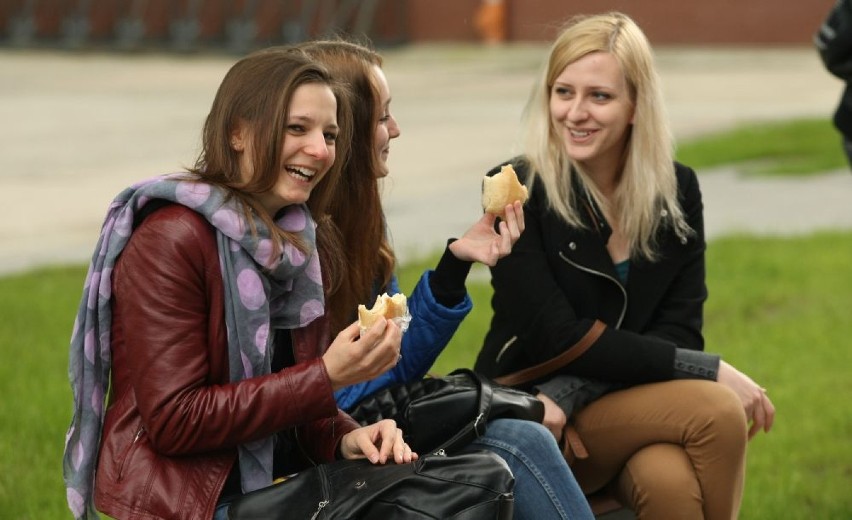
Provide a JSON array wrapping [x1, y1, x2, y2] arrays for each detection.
[[494, 320, 606, 387]]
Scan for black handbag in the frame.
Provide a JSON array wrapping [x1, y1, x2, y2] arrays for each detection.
[[227, 450, 514, 519], [347, 368, 544, 454]]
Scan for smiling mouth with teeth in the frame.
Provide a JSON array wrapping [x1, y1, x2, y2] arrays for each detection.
[[569, 129, 593, 137], [286, 166, 315, 181]]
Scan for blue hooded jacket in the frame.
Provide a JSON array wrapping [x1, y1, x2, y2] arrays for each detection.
[[334, 270, 472, 410]]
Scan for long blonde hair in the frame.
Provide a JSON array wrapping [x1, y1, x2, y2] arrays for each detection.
[[522, 12, 691, 260]]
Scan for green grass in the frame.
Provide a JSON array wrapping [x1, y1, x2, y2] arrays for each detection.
[[3, 233, 851, 519], [0, 265, 89, 518], [676, 118, 848, 175]]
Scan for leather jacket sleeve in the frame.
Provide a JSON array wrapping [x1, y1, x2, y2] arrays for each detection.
[[112, 205, 349, 456]]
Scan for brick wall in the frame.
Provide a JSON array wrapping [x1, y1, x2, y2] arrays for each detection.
[[406, 0, 836, 45], [0, 0, 836, 49]]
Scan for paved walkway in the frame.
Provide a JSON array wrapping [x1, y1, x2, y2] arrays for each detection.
[[1, 45, 850, 274]]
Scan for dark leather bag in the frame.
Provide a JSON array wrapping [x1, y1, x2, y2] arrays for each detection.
[[227, 450, 514, 519], [347, 368, 544, 454]]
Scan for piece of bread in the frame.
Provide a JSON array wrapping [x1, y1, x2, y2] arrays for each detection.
[[482, 164, 528, 219], [358, 293, 408, 328]]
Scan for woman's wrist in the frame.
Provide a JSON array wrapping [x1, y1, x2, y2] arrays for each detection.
[[428, 239, 472, 306]]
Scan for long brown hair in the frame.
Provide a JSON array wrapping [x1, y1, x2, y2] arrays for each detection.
[[190, 47, 352, 283], [299, 39, 396, 333]]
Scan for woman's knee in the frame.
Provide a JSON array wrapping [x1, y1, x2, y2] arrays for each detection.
[[618, 443, 703, 516], [692, 382, 749, 450]]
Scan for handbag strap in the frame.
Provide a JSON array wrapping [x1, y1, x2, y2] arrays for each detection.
[[494, 320, 606, 387], [437, 369, 493, 452]]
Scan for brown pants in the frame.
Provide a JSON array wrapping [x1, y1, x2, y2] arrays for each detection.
[[571, 380, 748, 520]]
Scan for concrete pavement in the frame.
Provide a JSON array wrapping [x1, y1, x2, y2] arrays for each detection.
[[1, 44, 849, 275]]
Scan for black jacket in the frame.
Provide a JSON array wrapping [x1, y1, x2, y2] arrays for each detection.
[[475, 158, 707, 387], [816, 0, 852, 138]]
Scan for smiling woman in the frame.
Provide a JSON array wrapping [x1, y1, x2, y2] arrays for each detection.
[[60, 47, 438, 520], [476, 12, 776, 519], [231, 82, 341, 215], [549, 51, 634, 192]]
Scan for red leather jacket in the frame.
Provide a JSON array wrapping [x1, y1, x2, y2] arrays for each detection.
[[94, 204, 358, 520]]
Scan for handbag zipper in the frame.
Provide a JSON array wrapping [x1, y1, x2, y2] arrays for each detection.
[[295, 427, 332, 518], [310, 500, 329, 520], [310, 462, 333, 519]]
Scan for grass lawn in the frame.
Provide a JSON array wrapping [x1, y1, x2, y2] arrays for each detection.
[[675, 117, 848, 175], [2, 231, 850, 518]]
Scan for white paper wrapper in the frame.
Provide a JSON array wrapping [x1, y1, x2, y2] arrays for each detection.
[[359, 309, 412, 337]]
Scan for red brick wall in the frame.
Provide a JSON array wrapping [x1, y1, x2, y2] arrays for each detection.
[[406, 0, 837, 45], [0, 0, 836, 47]]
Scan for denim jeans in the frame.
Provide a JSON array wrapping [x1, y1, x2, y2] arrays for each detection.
[[212, 501, 229, 520], [468, 418, 594, 520]]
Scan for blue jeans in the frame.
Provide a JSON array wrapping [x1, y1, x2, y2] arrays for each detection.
[[212, 501, 229, 520], [468, 418, 594, 520]]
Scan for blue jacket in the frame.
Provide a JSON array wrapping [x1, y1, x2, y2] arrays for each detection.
[[334, 270, 473, 410]]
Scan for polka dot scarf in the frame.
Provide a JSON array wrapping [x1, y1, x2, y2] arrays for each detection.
[[62, 173, 325, 519]]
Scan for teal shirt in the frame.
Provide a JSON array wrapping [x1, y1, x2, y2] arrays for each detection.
[[614, 259, 629, 285]]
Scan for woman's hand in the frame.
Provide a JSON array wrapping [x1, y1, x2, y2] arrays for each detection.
[[717, 360, 776, 439], [449, 201, 525, 266], [339, 419, 418, 464], [537, 392, 567, 442], [322, 320, 401, 390]]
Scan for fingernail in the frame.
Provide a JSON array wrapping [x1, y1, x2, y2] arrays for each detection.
[[369, 454, 378, 463]]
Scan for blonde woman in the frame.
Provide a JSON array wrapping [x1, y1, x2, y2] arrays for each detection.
[[475, 12, 775, 518]]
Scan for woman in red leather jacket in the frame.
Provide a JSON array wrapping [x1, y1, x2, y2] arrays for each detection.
[[63, 48, 414, 520]]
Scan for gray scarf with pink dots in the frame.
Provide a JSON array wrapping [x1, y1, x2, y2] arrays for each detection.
[[62, 173, 325, 519]]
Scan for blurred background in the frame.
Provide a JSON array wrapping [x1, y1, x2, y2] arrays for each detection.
[[0, 0, 833, 50], [0, 0, 847, 274], [2, 2, 852, 519]]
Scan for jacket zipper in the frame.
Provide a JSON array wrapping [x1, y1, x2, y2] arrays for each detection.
[[495, 336, 518, 364], [558, 251, 627, 328], [117, 425, 145, 482]]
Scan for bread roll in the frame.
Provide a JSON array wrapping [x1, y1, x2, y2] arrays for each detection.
[[358, 293, 408, 328], [482, 164, 528, 219]]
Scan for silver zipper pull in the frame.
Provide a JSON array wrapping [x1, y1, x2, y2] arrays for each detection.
[[310, 499, 329, 520]]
